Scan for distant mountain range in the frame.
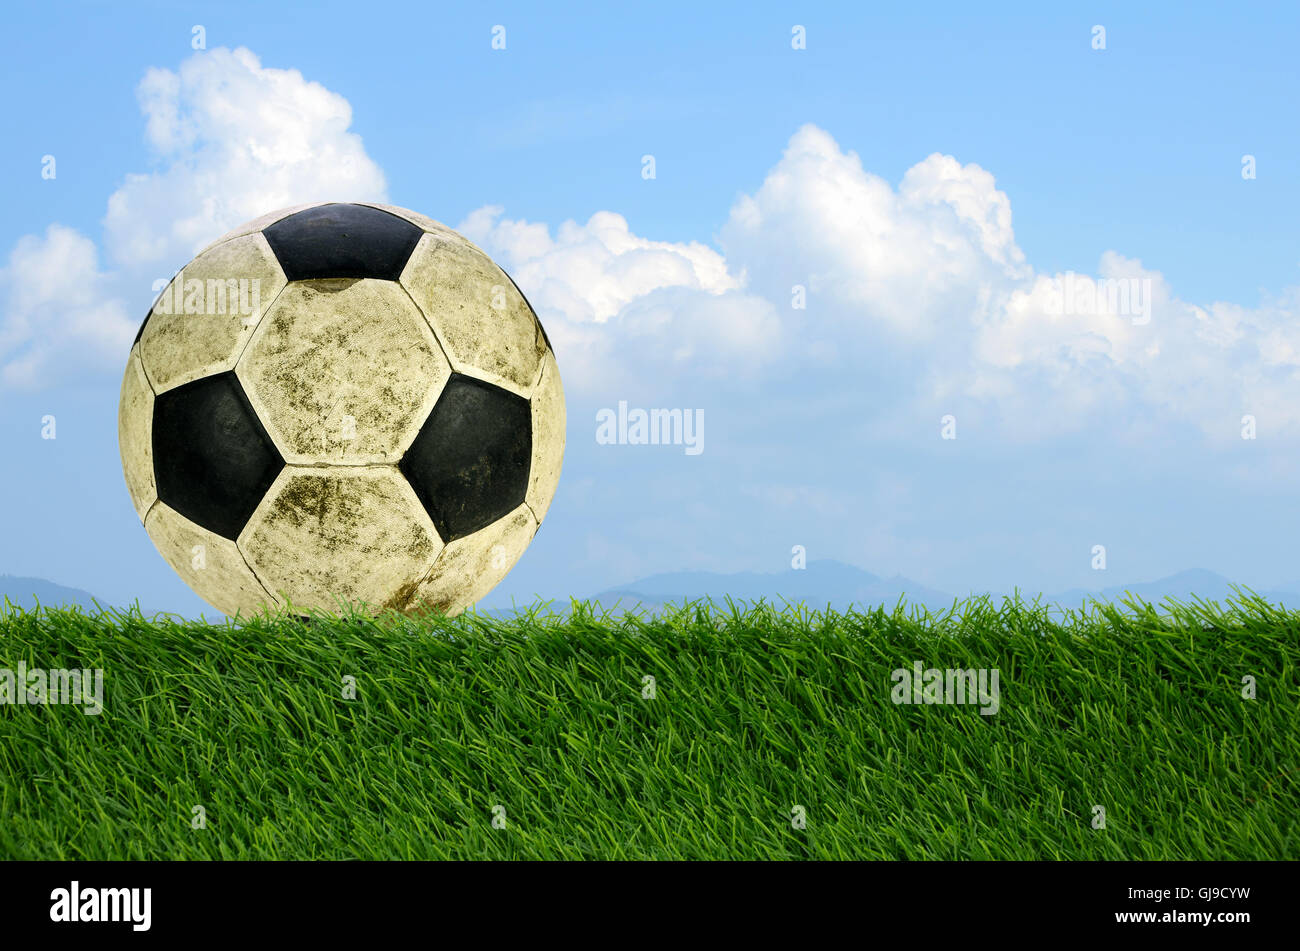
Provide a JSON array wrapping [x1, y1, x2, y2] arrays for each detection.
[[588, 561, 1300, 616], [4, 563, 1298, 620], [0, 575, 104, 612], [1045, 567, 1300, 610], [592, 560, 954, 614], [0, 575, 173, 617]]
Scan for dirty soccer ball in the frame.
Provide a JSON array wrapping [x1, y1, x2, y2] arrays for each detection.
[[117, 202, 565, 618]]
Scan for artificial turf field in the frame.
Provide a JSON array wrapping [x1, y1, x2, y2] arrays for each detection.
[[0, 596, 1295, 859]]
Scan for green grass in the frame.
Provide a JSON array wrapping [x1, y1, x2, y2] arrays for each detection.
[[0, 594, 1295, 859]]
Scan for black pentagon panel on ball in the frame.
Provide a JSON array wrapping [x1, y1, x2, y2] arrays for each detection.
[[152, 372, 285, 541], [262, 203, 424, 282], [400, 374, 532, 542]]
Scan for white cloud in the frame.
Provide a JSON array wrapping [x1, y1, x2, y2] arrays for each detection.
[[464, 121, 1300, 448], [967, 254, 1300, 442], [106, 46, 386, 269], [461, 206, 781, 390], [719, 124, 1029, 343], [456, 124, 1046, 401], [1, 46, 386, 390], [0, 226, 135, 388], [461, 206, 740, 322], [8, 52, 1300, 449]]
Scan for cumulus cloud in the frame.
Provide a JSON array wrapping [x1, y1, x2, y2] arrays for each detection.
[[106, 46, 386, 268], [720, 124, 1029, 343], [474, 122, 1300, 446], [0, 46, 386, 389], [462, 206, 739, 322], [461, 206, 782, 390], [457, 124, 1047, 403], [963, 253, 1300, 442], [7, 54, 1298, 449], [717, 126, 1300, 442], [0, 226, 135, 388]]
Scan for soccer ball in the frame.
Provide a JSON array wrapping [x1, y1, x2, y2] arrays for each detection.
[[117, 202, 564, 618]]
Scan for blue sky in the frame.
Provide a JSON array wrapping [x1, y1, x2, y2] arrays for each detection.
[[3, 1, 1300, 616]]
